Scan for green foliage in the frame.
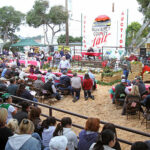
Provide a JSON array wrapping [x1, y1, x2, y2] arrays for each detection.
[[26, 0, 49, 27], [137, 0, 150, 19], [97, 80, 121, 86], [0, 6, 24, 42], [126, 21, 149, 47], [49, 6, 68, 25], [57, 34, 82, 44]]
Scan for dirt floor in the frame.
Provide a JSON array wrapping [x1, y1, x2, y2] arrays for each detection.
[[40, 85, 150, 150]]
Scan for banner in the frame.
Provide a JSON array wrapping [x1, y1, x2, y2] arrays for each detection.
[[58, 45, 70, 51]]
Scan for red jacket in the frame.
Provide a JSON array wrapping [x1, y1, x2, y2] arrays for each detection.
[[83, 78, 93, 90]]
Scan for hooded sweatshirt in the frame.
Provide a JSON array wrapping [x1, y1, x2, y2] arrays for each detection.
[[5, 134, 41, 150], [42, 126, 55, 148], [62, 128, 78, 150], [77, 130, 99, 150]]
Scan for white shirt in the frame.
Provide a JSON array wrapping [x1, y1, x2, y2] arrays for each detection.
[[62, 128, 78, 150], [125, 87, 130, 95], [45, 73, 60, 83], [89, 143, 115, 150], [59, 60, 70, 69]]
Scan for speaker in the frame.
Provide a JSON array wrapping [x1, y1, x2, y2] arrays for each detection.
[[140, 48, 146, 57]]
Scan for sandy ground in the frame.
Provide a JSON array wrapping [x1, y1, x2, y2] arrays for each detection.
[[40, 85, 150, 150]]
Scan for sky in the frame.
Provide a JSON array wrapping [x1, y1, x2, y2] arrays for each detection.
[[0, 0, 144, 40]]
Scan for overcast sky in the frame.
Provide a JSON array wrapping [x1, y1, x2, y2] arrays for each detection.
[[0, 0, 144, 38]]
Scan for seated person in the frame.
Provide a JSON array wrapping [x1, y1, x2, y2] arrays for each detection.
[[34, 67, 42, 74], [43, 76, 61, 100], [114, 79, 130, 103], [19, 69, 27, 80], [14, 101, 31, 125], [87, 47, 95, 60], [5, 67, 13, 79], [0, 77, 7, 92], [0, 93, 17, 123], [45, 69, 60, 83], [29, 65, 35, 74], [121, 75, 131, 86], [131, 141, 149, 150], [33, 75, 44, 90], [135, 76, 146, 96], [16, 83, 38, 103], [59, 70, 71, 94], [7, 78, 18, 96], [122, 85, 141, 115], [1, 66, 8, 77], [142, 87, 150, 100]]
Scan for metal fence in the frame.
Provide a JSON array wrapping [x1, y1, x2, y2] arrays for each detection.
[[8, 94, 150, 146]]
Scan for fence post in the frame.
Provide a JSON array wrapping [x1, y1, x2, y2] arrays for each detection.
[[49, 108, 52, 116]]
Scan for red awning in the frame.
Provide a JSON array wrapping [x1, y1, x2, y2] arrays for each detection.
[[95, 15, 110, 22]]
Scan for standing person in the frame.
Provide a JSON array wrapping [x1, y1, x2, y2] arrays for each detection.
[[123, 65, 129, 80], [71, 73, 81, 102], [5, 119, 41, 150], [0, 108, 13, 150], [53, 117, 78, 150], [0, 93, 17, 123], [65, 51, 71, 61], [53, 51, 61, 67], [60, 48, 64, 57], [88, 69, 96, 90], [83, 73, 94, 100], [7, 78, 18, 96], [40, 51, 45, 69], [59, 56, 70, 73], [122, 56, 131, 73]]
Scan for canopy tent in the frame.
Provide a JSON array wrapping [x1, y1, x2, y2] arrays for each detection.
[[11, 38, 45, 47]]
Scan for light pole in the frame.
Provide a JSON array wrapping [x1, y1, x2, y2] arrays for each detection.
[[65, 0, 69, 46]]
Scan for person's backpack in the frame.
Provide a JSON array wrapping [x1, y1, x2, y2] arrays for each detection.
[[0, 103, 10, 110]]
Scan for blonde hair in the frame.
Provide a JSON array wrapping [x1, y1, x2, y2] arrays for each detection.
[[0, 108, 8, 127], [130, 85, 140, 96], [19, 119, 34, 134], [7, 119, 18, 133]]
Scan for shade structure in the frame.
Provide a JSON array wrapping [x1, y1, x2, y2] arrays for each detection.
[[11, 38, 45, 47]]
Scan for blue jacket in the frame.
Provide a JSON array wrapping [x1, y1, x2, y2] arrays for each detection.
[[5, 134, 41, 150], [78, 130, 99, 150]]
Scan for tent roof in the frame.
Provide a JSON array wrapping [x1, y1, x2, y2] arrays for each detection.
[[11, 38, 45, 47]]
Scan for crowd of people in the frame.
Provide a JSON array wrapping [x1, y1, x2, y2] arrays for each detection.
[[1, 105, 150, 150]]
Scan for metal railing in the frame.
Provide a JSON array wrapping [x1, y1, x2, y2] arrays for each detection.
[[8, 94, 150, 146]]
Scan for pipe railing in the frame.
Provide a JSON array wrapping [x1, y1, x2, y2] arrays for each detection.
[[6, 94, 150, 146]]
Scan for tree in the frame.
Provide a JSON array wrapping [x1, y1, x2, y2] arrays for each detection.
[[57, 34, 82, 44], [0, 6, 24, 48], [26, 0, 68, 45], [126, 22, 149, 47], [137, 0, 150, 19]]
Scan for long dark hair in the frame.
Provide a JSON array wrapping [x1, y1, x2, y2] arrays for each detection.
[[53, 117, 72, 137], [84, 73, 90, 79], [16, 84, 25, 96], [93, 129, 115, 150], [41, 117, 56, 132]]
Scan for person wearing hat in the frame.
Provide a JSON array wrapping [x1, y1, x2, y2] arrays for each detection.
[[135, 76, 146, 96], [128, 53, 138, 61], [0, 93, 17, 123], [33, 74, 44, 90], [114, 79, 130, 104], [45, 69, 60, 83], [122, 55, 132, 73], [121, 75, 131, 86], [49, 135, 68, 150], [59, 56, 70, 73], [43, 76, 61, 100], [0, 77, 7, 92]]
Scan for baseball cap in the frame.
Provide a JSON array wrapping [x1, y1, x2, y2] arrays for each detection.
[[121, 79, 126, 83], [49, 136, 68, 150], [48, 76, 53, 80], [2, 93, 11, 99]]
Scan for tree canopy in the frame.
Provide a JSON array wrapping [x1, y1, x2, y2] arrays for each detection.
[[126, 21, 149, 47], [137, 0, 150, 19], [57, 34, 82, 44], [26, 0, 68, 44], [0, 6, 24, 44]]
